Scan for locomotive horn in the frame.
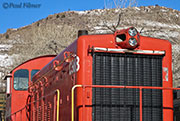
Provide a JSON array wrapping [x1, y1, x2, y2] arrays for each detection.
[[78, 30, 88, 37]]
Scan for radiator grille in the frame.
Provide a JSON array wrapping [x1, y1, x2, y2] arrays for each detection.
[[92, 52, 163, 121]]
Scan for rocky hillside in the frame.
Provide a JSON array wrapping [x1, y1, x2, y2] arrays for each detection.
[[0, 5, 180, 88]]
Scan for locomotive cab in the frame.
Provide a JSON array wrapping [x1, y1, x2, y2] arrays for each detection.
[[5, 55, 56, 121]]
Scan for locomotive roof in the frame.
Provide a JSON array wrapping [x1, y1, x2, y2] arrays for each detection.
[[10, 55, 56, 73]]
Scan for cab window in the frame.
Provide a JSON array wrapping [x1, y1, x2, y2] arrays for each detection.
[[14, 69, 29, 90], [31, 69, 40, 80]]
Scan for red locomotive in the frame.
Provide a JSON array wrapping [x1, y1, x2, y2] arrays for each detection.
[[5, 27, 177, 121]]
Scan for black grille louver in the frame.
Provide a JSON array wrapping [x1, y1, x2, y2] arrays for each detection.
[[92, 52, 163, 121]]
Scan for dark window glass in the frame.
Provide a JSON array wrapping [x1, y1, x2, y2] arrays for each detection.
[[14, 69, 29, 90], [31, 69, 40, 80]]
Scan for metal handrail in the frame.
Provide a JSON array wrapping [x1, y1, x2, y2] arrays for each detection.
[[71, 85, 83, 121], [56, 89, 60, 121], [71, 85, 180, 121]]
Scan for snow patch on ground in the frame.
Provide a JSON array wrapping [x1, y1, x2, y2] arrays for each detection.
[[74, 11, 89, 15], [141, 20, 180, 29], [172, 45, 180, 51], [0, 54, 17, 67], [114, 9, 121, 13], [154, 31, 179, 38], [74, 9, 106, 16], [0, 44, 12, 51], [161, 9, 168, 12], [134, 7, 140, 11]]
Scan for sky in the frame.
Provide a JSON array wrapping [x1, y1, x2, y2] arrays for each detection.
[[0, 0, 180, 34]]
